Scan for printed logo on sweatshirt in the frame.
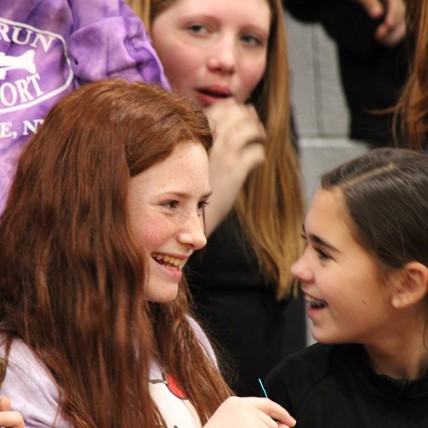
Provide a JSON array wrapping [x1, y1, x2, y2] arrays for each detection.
[[0, 17, 74, 115]]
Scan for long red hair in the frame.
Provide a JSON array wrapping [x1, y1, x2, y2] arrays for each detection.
[[0, 80, 231, 427]]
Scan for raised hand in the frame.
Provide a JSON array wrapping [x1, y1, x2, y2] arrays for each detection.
[[204, 98, 266, 235], [355, 0, 406, 47]]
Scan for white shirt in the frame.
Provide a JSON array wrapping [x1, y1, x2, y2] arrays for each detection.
[[0, 317, 217, 428]]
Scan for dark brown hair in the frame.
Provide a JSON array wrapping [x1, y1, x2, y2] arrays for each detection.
[[321, 148, 428, 273], [0, 79, 231, 427]]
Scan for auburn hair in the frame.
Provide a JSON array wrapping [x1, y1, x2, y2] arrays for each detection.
[[0, 80, 231, 428]]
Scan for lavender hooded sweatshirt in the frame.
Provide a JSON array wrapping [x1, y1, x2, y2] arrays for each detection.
[[0, 0, 169, 211]]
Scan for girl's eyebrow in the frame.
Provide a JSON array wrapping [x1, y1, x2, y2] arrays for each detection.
[[309, 234, 341, 253], [160, 190, 212, 199], [302, 225, 341, 253]]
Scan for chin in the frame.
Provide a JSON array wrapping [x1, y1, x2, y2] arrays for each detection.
[[146, 287, 179, 303], [155, 294, 179, 303], [312, 330, 344, 345], [311, 328, 330, 344]]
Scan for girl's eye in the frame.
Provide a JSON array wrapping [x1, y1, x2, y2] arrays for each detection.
[[241, 34, 263, 47], [187, 23, 208, 35], [163, 201, 178, 209], [315, 247, 331, 261], [197, 200, 209, 215], [300, 233, 308, 248]]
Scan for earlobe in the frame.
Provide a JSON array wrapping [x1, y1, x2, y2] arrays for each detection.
[[391, 262, 428, 309]]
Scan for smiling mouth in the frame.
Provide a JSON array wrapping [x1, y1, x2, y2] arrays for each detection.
[[152, 253, 185, 271], [305, 296, 328, 309]]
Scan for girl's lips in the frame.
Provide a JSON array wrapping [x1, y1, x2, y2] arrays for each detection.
[[195, 86, 233, 106], [151, 253, 186, 282], [152, 252, 187, 270], [198, 84, 232, 97], [195, 92, 218, 107], [304, 294, 328, 320]]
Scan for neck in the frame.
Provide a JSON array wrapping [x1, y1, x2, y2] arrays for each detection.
[[365, 335, 428, 380]]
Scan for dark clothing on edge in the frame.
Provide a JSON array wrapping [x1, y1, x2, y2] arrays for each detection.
[[265, 342, 428, 427], [284, 0, 409, 148]]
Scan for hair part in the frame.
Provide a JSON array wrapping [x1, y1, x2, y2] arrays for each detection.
[[321, 148, 428, 277]]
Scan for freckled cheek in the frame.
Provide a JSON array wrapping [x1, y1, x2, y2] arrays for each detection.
[[134, 217, 173, 254]]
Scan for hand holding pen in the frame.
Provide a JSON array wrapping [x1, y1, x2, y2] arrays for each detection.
[[203, 395, 296, 428]]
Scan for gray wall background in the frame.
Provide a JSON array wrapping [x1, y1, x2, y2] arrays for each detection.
[[284, 12, 369, 344], [286, 11, 369, 202]]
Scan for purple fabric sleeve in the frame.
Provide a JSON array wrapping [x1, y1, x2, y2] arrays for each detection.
[[0, 0, 169, 212], [68, 0, 170, 87]]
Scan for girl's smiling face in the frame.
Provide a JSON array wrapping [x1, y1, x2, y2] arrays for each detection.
[[128, 141, 211, 303], [291, 188, 397, 346], [151, 0, 270, 106]]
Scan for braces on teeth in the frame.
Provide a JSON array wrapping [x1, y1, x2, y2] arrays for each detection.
[[306, 297, 327, 308]]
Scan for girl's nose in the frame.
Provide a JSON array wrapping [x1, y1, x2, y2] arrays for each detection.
[[206, 36, 237, 75], [178, 213, 207, 250], [290, 253, 313, 284]]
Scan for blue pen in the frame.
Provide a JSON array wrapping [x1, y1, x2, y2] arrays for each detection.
[[258, 378, 269, 398], [259, 378, 283, 424]]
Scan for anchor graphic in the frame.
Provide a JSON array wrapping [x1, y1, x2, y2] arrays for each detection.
[[0, 50, 36, 80]]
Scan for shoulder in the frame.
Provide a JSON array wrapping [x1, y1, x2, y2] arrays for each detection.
[[0, 337, 52, 389], [268, 342, 340, 379], [187, 315, 209, 344], [0, 336, 69, 427], [186, 316, 218, 367], [67, 0, 169, 87], [265, 343, 343, 412]]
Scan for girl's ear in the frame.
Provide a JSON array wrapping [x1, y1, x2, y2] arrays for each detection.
[[391, 262, 428, 309]]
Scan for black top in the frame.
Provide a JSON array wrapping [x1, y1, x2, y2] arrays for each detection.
[[188, 213, 273, 292], [187, 214, 306, 396], [284, 0, 409, 147], [265, 342, 428, 427]]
